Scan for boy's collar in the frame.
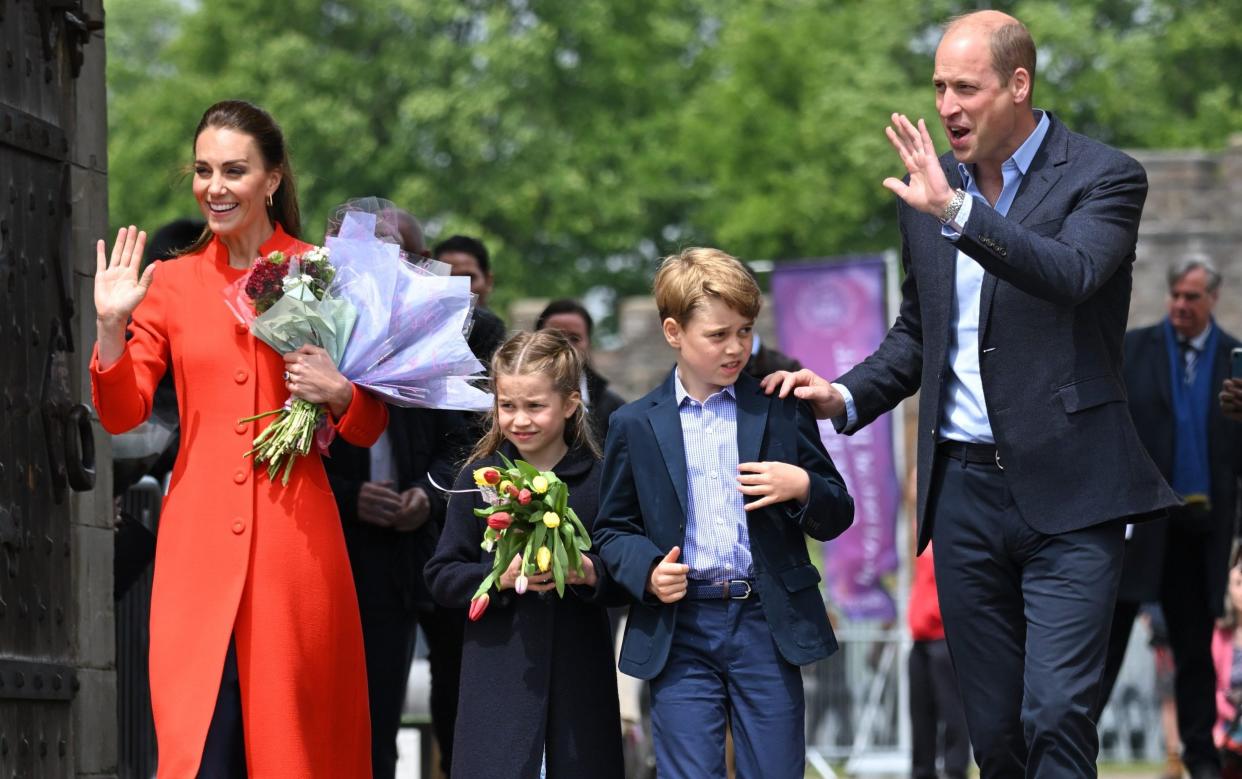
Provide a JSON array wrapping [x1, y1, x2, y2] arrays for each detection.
[[673, 367, 737, 406]]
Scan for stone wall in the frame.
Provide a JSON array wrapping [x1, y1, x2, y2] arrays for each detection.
[[508, 135, 1242, 405], [1131, 135, 1242, 335]]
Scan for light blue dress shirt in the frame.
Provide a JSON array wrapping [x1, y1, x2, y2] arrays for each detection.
[[674, 371, 753, 581], [837, 111, 1051, 441]]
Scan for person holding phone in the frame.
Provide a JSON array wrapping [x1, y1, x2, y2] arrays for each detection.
[[1097, 255, 1242, 778]]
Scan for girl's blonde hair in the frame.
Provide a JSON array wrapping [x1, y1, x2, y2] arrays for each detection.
[[468, 329, 600, 464]]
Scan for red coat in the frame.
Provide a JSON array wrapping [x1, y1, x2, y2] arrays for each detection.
[[91, 225, 385, 778]]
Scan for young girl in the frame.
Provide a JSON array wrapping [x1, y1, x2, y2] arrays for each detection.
[[425, 330, 625, 779], [1214, 549, 1242, 777]]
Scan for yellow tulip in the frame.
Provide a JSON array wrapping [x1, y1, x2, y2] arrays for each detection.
[[542, 511, 560, 529], [531, 475, 549, 494], [537, 546, 552, 572]]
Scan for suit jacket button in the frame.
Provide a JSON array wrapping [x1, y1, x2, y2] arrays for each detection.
[[234, 369, 248, 384], [231, 519, 246, 534], [233, 470, 247, 485]]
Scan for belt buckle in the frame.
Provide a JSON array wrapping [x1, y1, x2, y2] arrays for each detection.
[[729, 579, 752, 600]]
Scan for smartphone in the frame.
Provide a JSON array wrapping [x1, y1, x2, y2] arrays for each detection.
[[1233, 347, 1242, 378]]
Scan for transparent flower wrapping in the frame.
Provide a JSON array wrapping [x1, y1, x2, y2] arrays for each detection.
[[223, 210, 492, 484], [465, 454, 593, 621]]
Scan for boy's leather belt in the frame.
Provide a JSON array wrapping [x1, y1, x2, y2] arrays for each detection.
[[685, 579, 753, 600]]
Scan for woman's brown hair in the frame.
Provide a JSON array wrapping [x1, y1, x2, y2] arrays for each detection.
[[182, 100, 302, 255], [467, 330, 599, 465]]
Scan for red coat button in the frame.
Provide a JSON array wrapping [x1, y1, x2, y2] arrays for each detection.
[[234, 369, 248, 384], [235, 421, 249, 435], [235, 323, 248, 335], [233, 470, 247, 484], [232, 520, 246, 535]]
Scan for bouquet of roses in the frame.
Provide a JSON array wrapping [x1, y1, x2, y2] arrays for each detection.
[[466, 454, 593, 621], [225, 208, 491, 485], [230, 246, 356, 484]]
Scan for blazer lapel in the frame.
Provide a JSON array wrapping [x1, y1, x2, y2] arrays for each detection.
[[647, 378, 690, 520], [979, 116, 1067, 344], [735, 376, 767, 466]]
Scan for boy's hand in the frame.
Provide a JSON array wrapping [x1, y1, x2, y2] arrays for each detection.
[[646, 546, 690, 603], [737, 461, 810, 511]]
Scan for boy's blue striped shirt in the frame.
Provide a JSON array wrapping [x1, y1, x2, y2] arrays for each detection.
[[673, 370, 753, 581]]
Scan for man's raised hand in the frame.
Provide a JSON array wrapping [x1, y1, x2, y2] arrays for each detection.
[[882, 114, 955, 217]]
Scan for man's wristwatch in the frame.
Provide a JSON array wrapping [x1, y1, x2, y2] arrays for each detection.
[[939, 188, 968, 225]]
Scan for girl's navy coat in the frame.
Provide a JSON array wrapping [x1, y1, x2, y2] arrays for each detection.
[[425, 443, 625, 779]]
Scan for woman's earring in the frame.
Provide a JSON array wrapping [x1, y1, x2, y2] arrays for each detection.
[[266, 193, 274, 207]]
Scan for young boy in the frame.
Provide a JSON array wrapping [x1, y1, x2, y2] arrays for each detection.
[[594, 248, 854, 779]]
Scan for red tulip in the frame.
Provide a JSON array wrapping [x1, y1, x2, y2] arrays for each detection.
[[468, 593, 490, 621], [487, 512, 512, 530], [505, 484, 520, 498], [482, 468, 501, 485], [518, 489, 532, 505]]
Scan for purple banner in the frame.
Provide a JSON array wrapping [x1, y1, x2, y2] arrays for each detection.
[[771, 258, 899, 621]]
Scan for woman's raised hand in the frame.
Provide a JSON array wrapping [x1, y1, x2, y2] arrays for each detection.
[[95, 226, 154, 326]]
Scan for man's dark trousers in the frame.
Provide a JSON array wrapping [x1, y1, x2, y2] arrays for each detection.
[[930, 448, 1124, 777]]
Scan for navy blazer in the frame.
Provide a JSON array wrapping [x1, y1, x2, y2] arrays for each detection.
[[837, 113, 1179, 549], [594, 369, 854, 680]]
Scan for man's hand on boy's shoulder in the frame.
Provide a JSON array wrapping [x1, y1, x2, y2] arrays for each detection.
[[737, 461, 810, 511], [646, 546, 690, 604], [760, 369, 845, 420]]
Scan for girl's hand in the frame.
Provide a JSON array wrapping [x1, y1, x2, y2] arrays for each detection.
[[566, 555, 598, 587], [95, 226, 154, 327], [497, 553, 556, 593], [284, 345, 352, 416], [737, 461, 810, 511]]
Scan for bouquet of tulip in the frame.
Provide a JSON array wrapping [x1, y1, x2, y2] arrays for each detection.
[[234, 246, 355, 484], [225, 208, 491, 485], [466, 454, 593, 621]]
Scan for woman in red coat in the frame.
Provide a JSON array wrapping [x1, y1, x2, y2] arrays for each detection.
[[92, 100, 385, 778]]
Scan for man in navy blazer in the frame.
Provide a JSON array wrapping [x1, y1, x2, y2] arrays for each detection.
[[595, 248, 853, 779], [765, 10, 1178, 777]]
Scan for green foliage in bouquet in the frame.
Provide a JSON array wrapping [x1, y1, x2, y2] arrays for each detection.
[[466, 454, 592, 620]]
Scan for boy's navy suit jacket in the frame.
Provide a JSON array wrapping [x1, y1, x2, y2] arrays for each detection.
[[594, 369, 855, 680]]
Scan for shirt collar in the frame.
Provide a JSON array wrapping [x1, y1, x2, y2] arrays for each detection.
[[673, 369, 736, 407], [958, 109, 1050, 185], [1187, 321, 1214, 352]]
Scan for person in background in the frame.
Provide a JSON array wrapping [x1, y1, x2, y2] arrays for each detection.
[[433, 234, 507, 364], [1212, 550, 1242, 778], [536, 298, 626, 444], [905, 468, 970, 779], [1098, 255, 1242, 779], [324, 205, 468, 779]]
